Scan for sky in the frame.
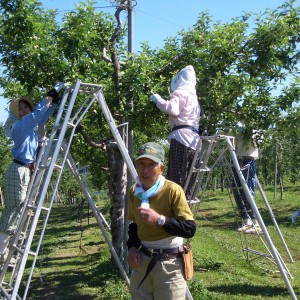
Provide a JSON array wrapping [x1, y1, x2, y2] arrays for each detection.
[[0, 0, 299, 123]]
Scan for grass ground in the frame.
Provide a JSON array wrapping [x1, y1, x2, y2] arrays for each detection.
[[190, 185, 300, 300], [2, 184, 299, 299]]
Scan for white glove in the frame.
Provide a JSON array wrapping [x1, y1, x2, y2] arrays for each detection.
[[54, 82, 65, 92], [150, 94, 161, 103]]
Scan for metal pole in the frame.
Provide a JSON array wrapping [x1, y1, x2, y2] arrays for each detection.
[[256, 176, 294, 263], [65, 151, 130, 286], [274, 144, 277, 199], [124, 0, 134, 273], [128, 0, 134, 54], [126, 0, 134, 160], [127, 0, 134, 159]]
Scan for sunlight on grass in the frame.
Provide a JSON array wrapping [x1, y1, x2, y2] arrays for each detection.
[[8, 185, 298, 299]]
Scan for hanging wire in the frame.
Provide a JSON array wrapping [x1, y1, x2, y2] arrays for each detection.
[[134, 8, 182, 28]]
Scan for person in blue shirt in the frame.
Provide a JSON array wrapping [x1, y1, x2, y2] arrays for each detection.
[[291, 208, 300, 223], [0, 88, 59, 262]]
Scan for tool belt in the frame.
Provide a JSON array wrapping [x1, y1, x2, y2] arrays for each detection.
[[141, 246, 183, 259], [138, 246, 183, 289]]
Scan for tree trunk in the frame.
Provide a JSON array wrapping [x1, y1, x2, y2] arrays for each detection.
[[0, 186, 3, 207], [279, 175, 284, 200], [220, 173, 224, 192], [107, 140, 127, 261], [211, 174, 216, 190]]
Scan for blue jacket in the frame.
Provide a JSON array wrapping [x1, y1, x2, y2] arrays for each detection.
[[11, 97, 57, 164]]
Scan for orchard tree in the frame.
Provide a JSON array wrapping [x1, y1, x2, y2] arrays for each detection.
[[135, 1, 300, 139], [0, 0, 128, 259], [266, 107, 300, 190], [1, 0, 300, 262]]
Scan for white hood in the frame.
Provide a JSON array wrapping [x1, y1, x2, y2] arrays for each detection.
[[170, 65, 196, 94]]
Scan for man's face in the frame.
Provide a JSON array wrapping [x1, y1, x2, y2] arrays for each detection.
[[135, 158, 164, 190]]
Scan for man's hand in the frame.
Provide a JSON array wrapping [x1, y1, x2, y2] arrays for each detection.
[[137, 207, 160, 225], [127, 247, 141, 269]]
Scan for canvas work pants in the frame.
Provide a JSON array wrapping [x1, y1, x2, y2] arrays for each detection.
[[129, 252, 186, 300]]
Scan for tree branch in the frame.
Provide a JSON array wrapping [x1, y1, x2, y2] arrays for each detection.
[[77, 124, 109, 149]]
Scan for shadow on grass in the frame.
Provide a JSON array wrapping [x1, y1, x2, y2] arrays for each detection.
[[29, 201, 110, 255], [25, 255, 127, 299], [196, 202, 298, 229], [264, 185, 300, 193], [18, 203, 125, 299], [209, 283, 294, 298]]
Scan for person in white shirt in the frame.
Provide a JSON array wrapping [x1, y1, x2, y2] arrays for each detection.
[[232, 122, 262, 234], [150, 65, 201, 200]]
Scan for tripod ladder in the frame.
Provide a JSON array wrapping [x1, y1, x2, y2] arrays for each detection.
[[183, 135, 297, 300], [0, 80, 133, 299]]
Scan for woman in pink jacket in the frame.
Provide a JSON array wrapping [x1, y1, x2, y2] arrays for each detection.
[[150, 65, 201, 200]]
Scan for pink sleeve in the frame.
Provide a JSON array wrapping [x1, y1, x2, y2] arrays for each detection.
[[156, 91, 185, 116]]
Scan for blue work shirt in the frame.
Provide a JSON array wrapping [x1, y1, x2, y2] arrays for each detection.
[[11, 97, 57, 164]]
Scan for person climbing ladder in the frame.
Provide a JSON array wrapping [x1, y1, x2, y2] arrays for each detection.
[[0, 87, 59, 263]]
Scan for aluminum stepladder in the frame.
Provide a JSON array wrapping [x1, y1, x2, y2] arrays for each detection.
[[183, 135, 297, 300], [0, 79, 194, 300], [95, 84, 194, 300], [0, 80, 133, 299]]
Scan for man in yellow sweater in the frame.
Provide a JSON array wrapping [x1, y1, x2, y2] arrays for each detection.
[[127, 142, 196, 300]]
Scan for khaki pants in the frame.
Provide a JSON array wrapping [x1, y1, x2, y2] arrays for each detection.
[[130, 253, 186, 300]]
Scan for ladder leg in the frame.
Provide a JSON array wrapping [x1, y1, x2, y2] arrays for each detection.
[[225, 136, 297, 300], [183, 135, 297, 300], [255, 176, 294, 263]]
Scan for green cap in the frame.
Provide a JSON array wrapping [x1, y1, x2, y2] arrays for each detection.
[[136, 142, 165, 163]]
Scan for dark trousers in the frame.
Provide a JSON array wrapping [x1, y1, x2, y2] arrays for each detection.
[[167, 139, 196, 200], [232, 158, 257, 220]]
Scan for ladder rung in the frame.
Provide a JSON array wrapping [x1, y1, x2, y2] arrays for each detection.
[[0, 284, 12, 298], [53, 124, 62, 130], [188, 199, 201, 205], [67, 122, 76, 128], [54, 163, 63, 170], [12, 245, 37, 258], [26, 205, 49, 212], [243, 248, 272, 258], [117, 122, 129, 128], [28, 249, 37, 257], [12, 245, 23, 253], [39, 163, 49, 169], [26, 204, 36, 210], [192, 167, 210, 172]]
